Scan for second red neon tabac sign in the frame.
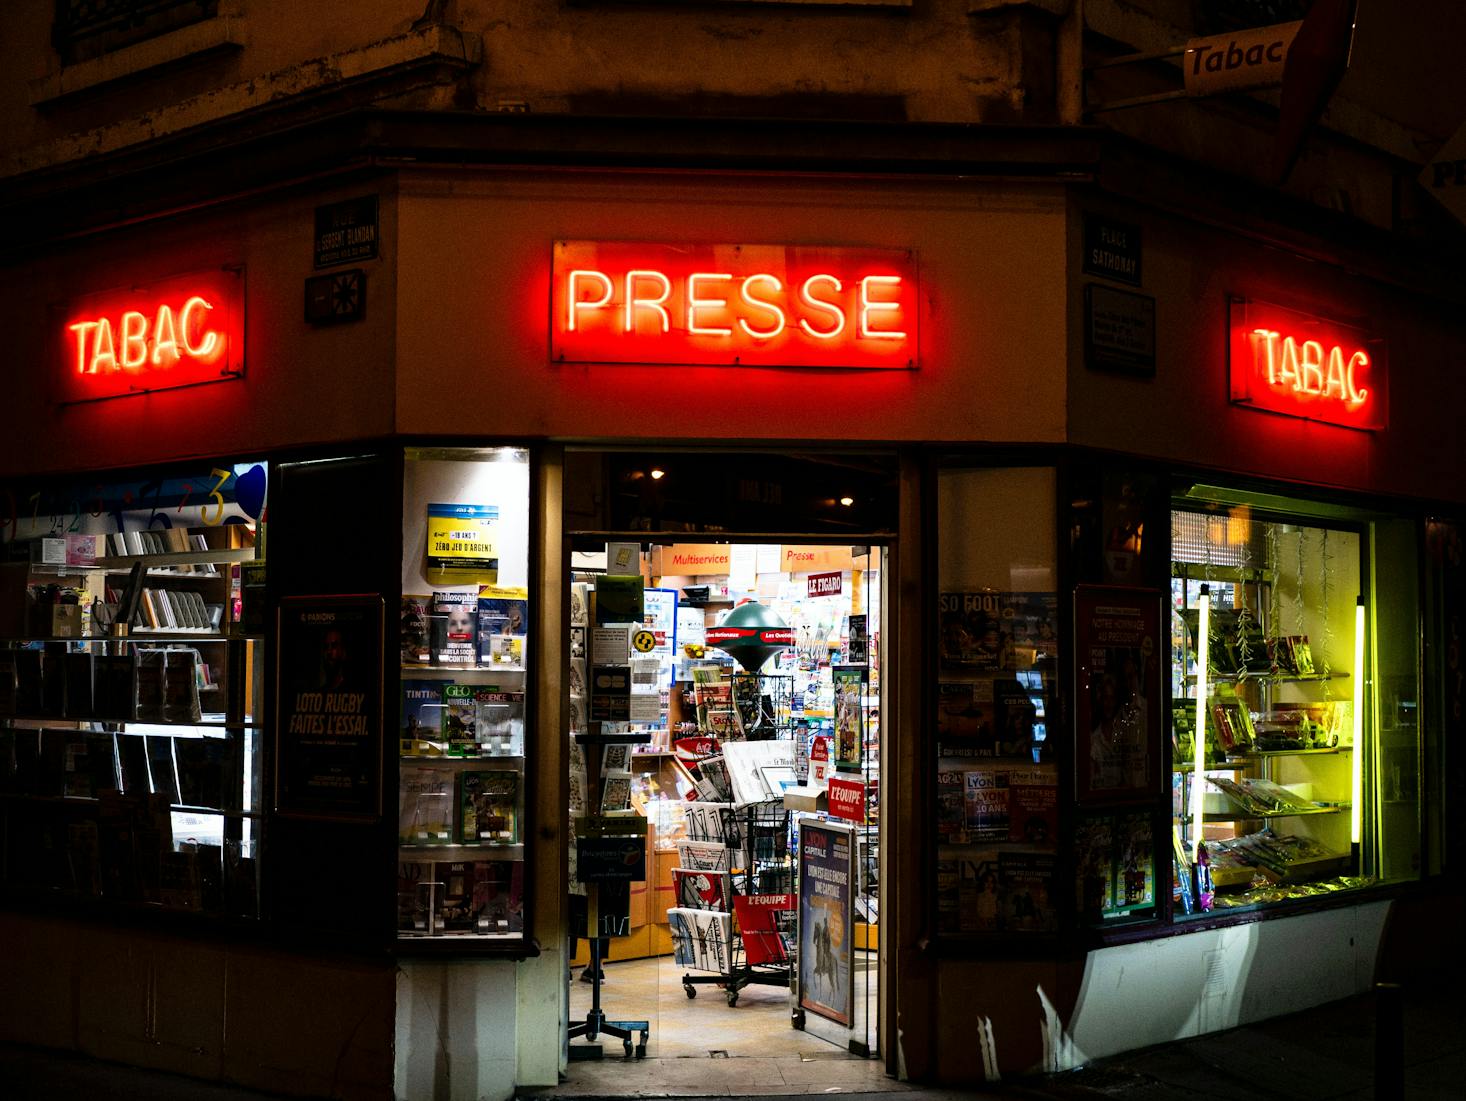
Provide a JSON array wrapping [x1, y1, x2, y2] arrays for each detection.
[[551, 241, 918, 368], [1228, 297, 1386, 431]]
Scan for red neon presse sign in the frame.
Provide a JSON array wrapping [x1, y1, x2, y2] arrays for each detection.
[[1228, 298, 1385, 431], [551, 241, 917, 368], [54, 268, 243, 404]]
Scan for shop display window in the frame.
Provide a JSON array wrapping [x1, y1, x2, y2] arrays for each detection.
[[396, 447, 531, 941], [933, 466, 1060, 936], [0, 462, 267, 918], [1168, 489, 1420, 916]]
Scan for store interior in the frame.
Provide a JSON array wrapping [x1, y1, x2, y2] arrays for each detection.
[[564, 536, 884, 1081]]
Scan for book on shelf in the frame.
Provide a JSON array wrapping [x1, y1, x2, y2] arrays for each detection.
[[459, 769, 520, 844], [146, 735, 180, 805], [682, 801, 729, 843], [1207, 775, 1320, 816], [96, 651, 139, 721], [936, 769, 967, 844], [400, 595, 431, 664], [676, 840, 732, 871], [995, 680, 1041, 759], [62, 652, 95, 719], [999, 851, 1058, 931], [441, 684, 478, 755], [1007, 767, 1058, 844], [601, 742, 632, 776], [936, 680, 997, 757], [174, 735, 236, 810], [67, 820, 102, 895], [471, 688, 525, 757], [0, 652, 17, 715], [136, 650, 166, 721], [568, 740, 588, 815], [1074, 817, 1116, 919], [34, 730, 66, 797], [955, 852, 1003, 933], [672, 867, 733, 912], [476, 584, 528, 667], [85, 732, 119, 794], [14, 649, 43, 715], [439, 861, 485, 933], [1172, 825, 1195, 914], [1112, 812, 1155, 912], [397, 861, 434, 932], [669, 908, 734, 973], [962, 768, 1010, 840], [0, 729, 16, 793], [400, 678, 450, 755], [398, 764, 454, 845], [439, 682, 525, 757], [62, 737, 93, 798], [692, 754, 734, 802], [431, 591, 478, 665], [116, 733, 151, 796], [472, 859, 524, 933], [599, 775, 632, 814], [9, 728, 41, 795], [41, 649, 65, 717], [162, 649, 203, 723], [159, 850, 202, 911]]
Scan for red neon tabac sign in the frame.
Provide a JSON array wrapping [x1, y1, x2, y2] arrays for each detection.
[[54, 267, 243, 404], [551, 241, 917, 368], [1228, 297, 1386, 431]]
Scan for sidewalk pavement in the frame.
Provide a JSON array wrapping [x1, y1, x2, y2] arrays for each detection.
[[2, 982, 1460, 1099]]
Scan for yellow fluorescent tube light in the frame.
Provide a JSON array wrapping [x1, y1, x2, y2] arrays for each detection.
[[1351, 597, 1365, 845], [1192, 585, 1211, 859]]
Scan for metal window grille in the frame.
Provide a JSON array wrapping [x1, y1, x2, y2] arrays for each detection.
[[53, 0, 218, 65], [1171, 509, 1251, 567]]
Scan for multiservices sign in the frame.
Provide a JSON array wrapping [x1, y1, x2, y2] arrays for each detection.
[[1228, 297, 1385, 431], [53, 268, 244, 404], [551, 241, 917, 368]]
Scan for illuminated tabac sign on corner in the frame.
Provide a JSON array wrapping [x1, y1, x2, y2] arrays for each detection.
[[551, 241, 917, 368], [1228, 297, 1386, 431], [54, 268, 244, 404]]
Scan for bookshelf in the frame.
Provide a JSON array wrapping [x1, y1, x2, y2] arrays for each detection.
[[0, 526, 262, 920]]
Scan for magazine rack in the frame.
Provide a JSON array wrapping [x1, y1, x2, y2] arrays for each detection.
[[679, 798, 795, 1006], [568, 727, 650, 1060]]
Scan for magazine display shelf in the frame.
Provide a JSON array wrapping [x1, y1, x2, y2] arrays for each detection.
[[1171, 510, 1362, 909], [397, 662, 527, 942], [679, 798, 795, 1007]]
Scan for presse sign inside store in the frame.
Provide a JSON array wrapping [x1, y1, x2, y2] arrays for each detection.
[[1228, 298, 1386, 431], [54, 268, 243, 403], [551, 241, 917, 368]]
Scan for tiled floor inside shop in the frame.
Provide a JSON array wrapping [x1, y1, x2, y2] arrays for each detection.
[[553, 954, 903, 1096]]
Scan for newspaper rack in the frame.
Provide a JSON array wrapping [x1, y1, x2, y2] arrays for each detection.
[[675, 798, 795, 1006]]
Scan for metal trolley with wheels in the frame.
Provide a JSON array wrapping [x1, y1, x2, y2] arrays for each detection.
[[679, 799, 795, 1006]]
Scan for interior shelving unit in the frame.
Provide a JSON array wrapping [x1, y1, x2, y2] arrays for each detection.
[[0, 529, 263, 919]]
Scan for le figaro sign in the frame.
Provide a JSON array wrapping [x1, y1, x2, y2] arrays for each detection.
[[55, 268, 242, 404], [1228, 297, 1386, 431], [551, 241, 917, 369]]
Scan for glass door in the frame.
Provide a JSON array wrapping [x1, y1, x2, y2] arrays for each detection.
[[565, 538, 886, 1072]]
